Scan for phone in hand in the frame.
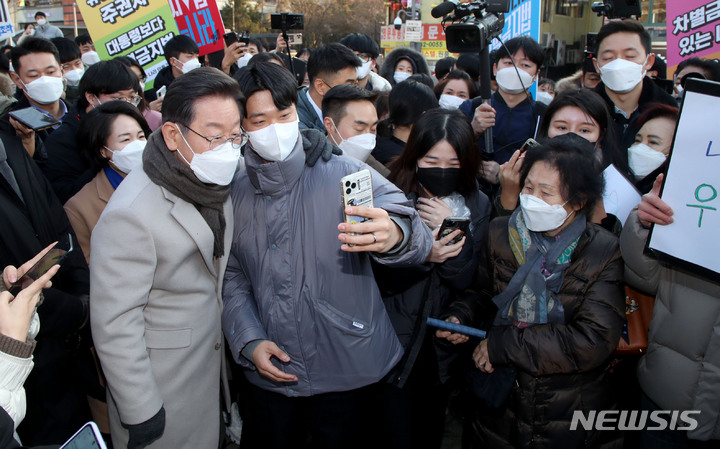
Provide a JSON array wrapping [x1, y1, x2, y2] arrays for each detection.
[[438, 217, 470, 245], [519, 137, 540, 154], [223, 31, 238, 47], [9, 234, 73, 295], [340, 169, 374, 224], [60, 421, 107, 449], [155, 85, 167, 99], [9, 107, 61, 131]]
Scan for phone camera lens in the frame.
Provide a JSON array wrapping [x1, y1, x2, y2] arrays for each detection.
[[345, 181, 351, 187], [351, 182, 356, 189], [345, 188, 351, 194]]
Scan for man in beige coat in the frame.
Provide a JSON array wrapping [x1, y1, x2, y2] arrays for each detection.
[[89, 68, 244, 448]]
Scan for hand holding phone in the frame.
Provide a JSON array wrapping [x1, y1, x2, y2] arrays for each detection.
[[9, 107, 61, 131], [437, 217, 470, 245], [8, 234, 73, 295], [155, 85, 167, 99]]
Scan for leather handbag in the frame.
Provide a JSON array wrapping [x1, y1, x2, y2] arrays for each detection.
[[615, 286, 655, 356]]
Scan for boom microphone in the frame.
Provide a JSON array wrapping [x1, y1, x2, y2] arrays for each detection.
[[431, 0, 461, 18]]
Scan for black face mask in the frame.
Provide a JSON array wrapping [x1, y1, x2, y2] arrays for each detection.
[[416, 167, 460, 197]]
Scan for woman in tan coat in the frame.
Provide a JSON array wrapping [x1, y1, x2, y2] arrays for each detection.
[[64, 101, 151, 263]]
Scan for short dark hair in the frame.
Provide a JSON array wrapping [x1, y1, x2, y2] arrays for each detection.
[[455, 53, 480, 80], [164, 67, 243, 126], [676, 57, 720, 82], [114, 55, 146, 81], [596, 19, 651, 56], [538, 78, 555, 89], [339, 33, 380, 59], [163, 35, 199, 63], [248, 52, 286, 67], [10, 37, 60, 73], [538, 88, 627, 174], [433, 70, 477, 99], [388, 109, 480, 197], [636, 103, 679, 131], [521, 133, 604, 217], [78, 60, 141, 111], [408, 73, 434, 89], [247, 38, 265, 53], [322, 84, 376, 124], [75, 33, 93, 47], [435, 56, 457, 80], [495, 35, 544, 70], [296, 48, 311, 59], [307, 43, 361, 84], [50, 37, 81, 64], [79, 100, 151, 171], [34, 11, 46, 19], [388, 80, 437, 127], [234, 63, 296, 112]]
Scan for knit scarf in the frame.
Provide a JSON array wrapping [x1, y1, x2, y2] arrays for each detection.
[[142, 130, 229, 258], [493, 207, 586, 328]]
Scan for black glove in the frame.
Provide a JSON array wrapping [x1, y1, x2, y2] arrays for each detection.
[[125, 406, 166, 449], [304, 142, 342, 167]]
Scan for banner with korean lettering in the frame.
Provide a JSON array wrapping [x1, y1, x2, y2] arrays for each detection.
[[488, 0, 541, 53], [0, 0, 13, 41], [76, 0, 179, 88], [667, 0, 720, 78], [168, 0, 224, 56], [380, 23, 451, 61]]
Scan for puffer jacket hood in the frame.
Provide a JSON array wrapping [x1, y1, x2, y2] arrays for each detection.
[[380, 47, 430, 86]]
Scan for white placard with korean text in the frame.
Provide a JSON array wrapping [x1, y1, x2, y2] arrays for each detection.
[[647, 78, 720, 280]]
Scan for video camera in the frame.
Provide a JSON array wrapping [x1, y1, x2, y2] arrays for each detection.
[[431, 0, 511, 53], [590, 0, 641, 19]]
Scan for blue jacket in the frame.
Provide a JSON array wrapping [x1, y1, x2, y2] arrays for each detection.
[[222, 129, 433, 397], [296, 86, 326, 132], [459, 92, 545, 165]]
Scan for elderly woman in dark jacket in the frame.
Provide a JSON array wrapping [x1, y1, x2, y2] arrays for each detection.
[[372, 109, 491, 449], [470, 134, 625, 449]]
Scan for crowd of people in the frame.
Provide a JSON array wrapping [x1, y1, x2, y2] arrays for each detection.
[[0, 13, 718, 449]]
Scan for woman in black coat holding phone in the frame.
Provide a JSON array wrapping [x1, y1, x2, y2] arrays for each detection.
[[371, 109, 491, 449]]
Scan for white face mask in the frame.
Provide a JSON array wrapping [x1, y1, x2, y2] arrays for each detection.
[[139, 81, 145, 91], [519, 193, 574, 233], [329, 119, 375, 162], [27, 29, 35, 36], [64, 68, 84, 87], [438, 94, 466, 110], [536, 91, 554, 105], [21, 75, 64, 104], [106, 139, 146, 174], [179, 58, 201, 74], [393, 71, 412, 84], [236, 53, 253, 68], [598, 57, 647, 94], [36, 19, 46, 26], [246, 119, 299, 162], [175, 125, 241, 185], [628, 143, 666, 179], [495, 67, 534, 95], [82, 51, 100, 66], [357, 60, 373, 80]]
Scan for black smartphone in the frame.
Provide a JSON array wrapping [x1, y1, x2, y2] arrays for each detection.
[[9, 234, 73, 295], [239, 31, 250, 45], [438, 217, 471, 245], [9, 107, 61, 131], [223, 31, 238, 47]]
